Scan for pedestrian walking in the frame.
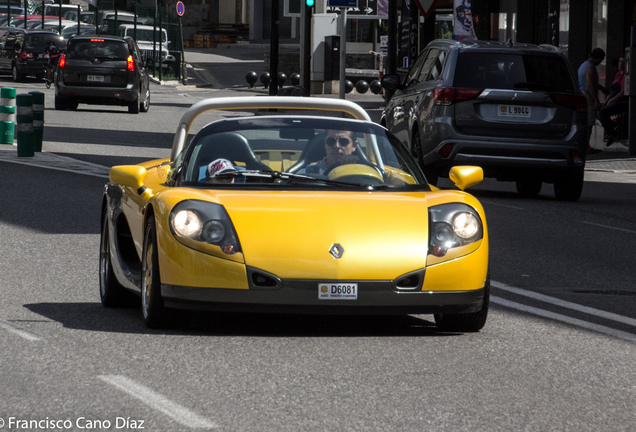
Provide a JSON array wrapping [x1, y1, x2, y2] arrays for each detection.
[[578, 48, 609, 154]]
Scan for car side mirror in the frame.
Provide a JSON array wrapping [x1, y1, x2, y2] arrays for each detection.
[[381, 74, 401, 91], [449, 166, 483, 191], [110, 165, 153, 199]]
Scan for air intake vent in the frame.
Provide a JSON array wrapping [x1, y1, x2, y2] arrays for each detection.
[[246, 267, 282, 290], [393, 269, 425, 292]]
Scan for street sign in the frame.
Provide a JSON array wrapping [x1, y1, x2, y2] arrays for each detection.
[[176, 1, 185, 16], [412, 0, 438, 18], [328, 0, 357, 6]]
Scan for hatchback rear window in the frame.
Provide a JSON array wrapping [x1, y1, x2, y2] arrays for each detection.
[[25, 34, 66, 51], [67, 40, 129, 60], [454, 52, 575, 93]]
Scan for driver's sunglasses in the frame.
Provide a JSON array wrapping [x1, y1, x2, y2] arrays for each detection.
[[325, 137, 351, 147]]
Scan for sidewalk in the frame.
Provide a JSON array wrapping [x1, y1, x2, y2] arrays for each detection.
[[586, 121, 636, 173]]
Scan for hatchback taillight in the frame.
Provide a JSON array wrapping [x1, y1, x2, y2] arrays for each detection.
[[127, 55, 134, 71], [57, 54, 65, 68], [434, 87, 483, 106], [550, 93, 587, 113], [19, 51, 33, 60]]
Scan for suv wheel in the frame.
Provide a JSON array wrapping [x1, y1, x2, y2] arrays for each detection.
[[554, 169, 584, 201], [128, 92, 140, 114], [411, 128, 423, 166], [516, 179, 542, 197], [12, 64, 24, 82], [140, 88, 150, 113]]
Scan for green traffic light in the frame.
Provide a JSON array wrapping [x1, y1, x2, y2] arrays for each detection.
[[306, 0, 315, 6]]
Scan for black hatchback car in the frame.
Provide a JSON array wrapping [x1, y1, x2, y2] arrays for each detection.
[[54, 35, 150, 114], [0, 29, 66, 81], [381, 39, 588, 201]]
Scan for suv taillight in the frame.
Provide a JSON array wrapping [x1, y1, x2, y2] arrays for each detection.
[[127, 55, 134, 71], [550, 93, 587, 113], [57, 54, 65, 68], [434, 87, 483, 106], [19, 51, 33, 60]]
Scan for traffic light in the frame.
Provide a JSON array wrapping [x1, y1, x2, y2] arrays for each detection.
[[306, 0, 315, 6]]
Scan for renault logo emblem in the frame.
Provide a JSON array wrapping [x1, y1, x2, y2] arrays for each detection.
[[329, 243, 344, 259]]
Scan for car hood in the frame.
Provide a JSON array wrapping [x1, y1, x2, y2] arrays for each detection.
[[216, 191, 431, 280]]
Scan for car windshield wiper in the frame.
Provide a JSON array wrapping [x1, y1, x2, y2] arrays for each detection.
[[215, 170, 371, 187]]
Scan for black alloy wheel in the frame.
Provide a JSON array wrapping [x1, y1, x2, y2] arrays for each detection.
[[140, 87, 150, 113], [99, 211, 128, 307], [12, 64, 24, 82]]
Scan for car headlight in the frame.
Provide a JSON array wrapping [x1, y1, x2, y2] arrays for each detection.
[[429, 203, 482, 257], [170, 200, 241, 255]]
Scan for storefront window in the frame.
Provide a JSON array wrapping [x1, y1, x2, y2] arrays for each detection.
[[559, 0, 569, 58]]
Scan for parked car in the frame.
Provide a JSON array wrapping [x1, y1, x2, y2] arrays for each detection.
[[62, 10, 95, 24], [54, 35, 150, 113], [381, 39, 588, 201], [117, 24, 174, 64], [3, 15, 62, 27], [60, 24, 96, 40], [32, 3, 82, 18], [0, 6, 25, 16], [29, 19, 76, 31], [99, 96, 490, 331], [0, 29, 66, 81]]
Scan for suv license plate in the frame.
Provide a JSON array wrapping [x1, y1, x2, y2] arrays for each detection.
[[498, 104, 531, 117], [318, 283, 358, 300], [87, 75, 105, 82]]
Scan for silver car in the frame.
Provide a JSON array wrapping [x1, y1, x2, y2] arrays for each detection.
[[381, 39, 588, 201]]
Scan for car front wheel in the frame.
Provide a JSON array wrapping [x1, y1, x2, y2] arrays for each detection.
[[141, 216, 167, 328], [140, 88, 150, 113], [12, 64, 24, 82], [99, 211, 128, 307], [434, 274, 490, 332]]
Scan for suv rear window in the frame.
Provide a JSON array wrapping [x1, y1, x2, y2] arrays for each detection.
[[454, 52, 575, 93], [25, 34, 66, 51], [67, 40, 130, 60]]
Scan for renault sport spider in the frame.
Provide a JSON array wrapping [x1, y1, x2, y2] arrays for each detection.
[[99, 96, 490, 331]]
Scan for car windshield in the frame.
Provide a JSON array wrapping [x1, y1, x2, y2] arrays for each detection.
[[66, 39, 129, 60], [25, 34, 65, 50], [177, 116, 429, 190], [122, 28, 166, 43], [454, 52, 575, 93]]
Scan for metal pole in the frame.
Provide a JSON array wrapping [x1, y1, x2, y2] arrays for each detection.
[[269, 0, 279, 96], [57, 0, 61, 33], [134, 2, 137, 41], [158, 11, 162, 82], [302, 3, 312, 96], [180, 15, 186, 84], [77, 5, 80, 34], [338, 8, 347, 100]]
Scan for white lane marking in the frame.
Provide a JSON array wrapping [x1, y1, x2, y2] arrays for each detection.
[[0, 318, 42, 341], [480, 200, 525, 210], [98, 375, 217, 429], [580, 221, 636, 235], [491, 296, 636, 343], [492, 280, 636, 328]]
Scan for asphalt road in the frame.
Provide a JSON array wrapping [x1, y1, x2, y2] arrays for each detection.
[[0, 77, 635, 431]]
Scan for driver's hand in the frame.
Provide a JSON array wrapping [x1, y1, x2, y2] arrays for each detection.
[[339, 155, 359, 165]]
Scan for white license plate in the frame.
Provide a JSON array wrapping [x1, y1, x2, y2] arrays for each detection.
[[318, 283, 358, 300], [498, 104, 531, 117], [87, 75, 105, 82]]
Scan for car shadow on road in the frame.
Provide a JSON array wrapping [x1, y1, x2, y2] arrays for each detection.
[[23, 302, 463, 338]]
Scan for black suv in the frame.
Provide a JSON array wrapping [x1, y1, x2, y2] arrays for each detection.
[[0, 29, 66, 81], [54, 35, 150, 114], [381, 39, 588, 201]]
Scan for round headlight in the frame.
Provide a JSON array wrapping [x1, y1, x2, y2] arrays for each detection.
[[433, 223, 454, 245], [453, 212, 479, 239], [201, 220, 226, 244], [173, 210, 202, 237]]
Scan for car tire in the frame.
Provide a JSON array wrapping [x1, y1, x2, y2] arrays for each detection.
[[12, 64, 24, 82], [140, 88, 150, 113], [515, 179, 542, 197], [411, 128, 424, 167], [128, 91, 140, 114], [434, 274, 490, 333], [554, 169, 584, 201], [141, 216, 167, 328], [54, 96, 67, 110], [99, 211, 129, 307]]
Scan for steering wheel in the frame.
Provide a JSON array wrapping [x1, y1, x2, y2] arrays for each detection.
[[323, 158, 385, 185]]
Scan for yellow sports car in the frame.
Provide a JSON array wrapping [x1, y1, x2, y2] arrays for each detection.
[[99, 96, 489, 331]]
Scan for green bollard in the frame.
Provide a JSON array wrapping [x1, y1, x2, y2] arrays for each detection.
[[16, 93, 33, 157], [29, 91, 44, 152], [0, 87, 16, 144]]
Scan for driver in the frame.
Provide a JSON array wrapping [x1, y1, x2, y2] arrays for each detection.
[[300, 130, 359, 175]]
